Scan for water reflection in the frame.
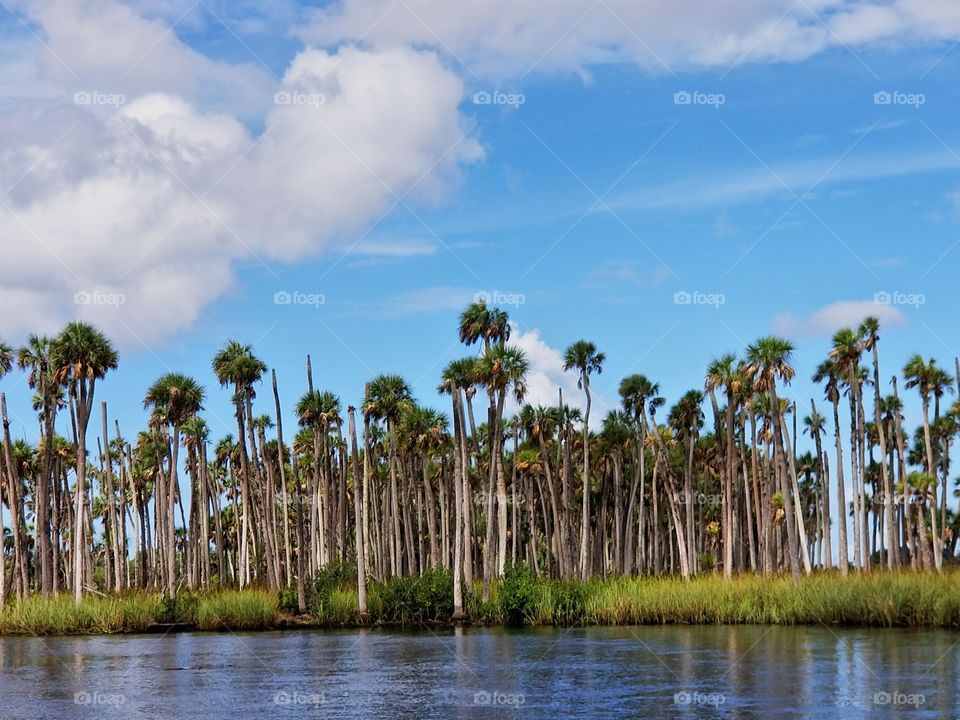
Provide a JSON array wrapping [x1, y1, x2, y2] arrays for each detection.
[[0, 626, 956, 718]]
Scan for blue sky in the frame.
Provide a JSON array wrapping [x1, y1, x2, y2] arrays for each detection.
[[1, 0, 959, 454]]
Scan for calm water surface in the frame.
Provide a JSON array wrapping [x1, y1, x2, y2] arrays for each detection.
[[0, 626, 957, 718]]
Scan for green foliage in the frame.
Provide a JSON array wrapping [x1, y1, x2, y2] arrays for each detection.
[[305, 561, 356, 616], [376, 568, 454, 624], [498, 563, 540, 625], [158, 593, 199, 624], [196, 590, 277, 630]]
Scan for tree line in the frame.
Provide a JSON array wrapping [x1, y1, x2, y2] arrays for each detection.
[[0, 306, 957, 611]]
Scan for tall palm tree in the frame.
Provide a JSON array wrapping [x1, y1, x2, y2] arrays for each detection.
[[813, 358, 848, 576], [745, 336, 801, 582], [705, 354, 741, 579], [618, 374, 659, 575], [364, 374, 413, 577], [830, 328, 868, 570], [803, 405, 831, 569], [563, 339, 605, 580], [0, 338, 13, 605], [16, 335, 59, 593], [476, 344, 528, 576], [51, 322, 119, 602], [668, 389, 704, 575], [144, 373, 204, 596], [211, 340, 267, 587], [904, 355, 944, 571], [859, 317, 896, 569]]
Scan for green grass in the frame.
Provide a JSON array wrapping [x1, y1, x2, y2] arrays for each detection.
[[196, 589, 278, 631], [3, 571, 960, 635]]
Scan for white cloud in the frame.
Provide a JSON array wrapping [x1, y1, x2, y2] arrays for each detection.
[[772, 300, 907, 337], [298, 0, 960, 78], [509, 323, 611, 427], [0, 3, 482, 345]]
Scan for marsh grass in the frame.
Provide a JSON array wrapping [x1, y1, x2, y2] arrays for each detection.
[[196, 590, 277, 631], [3, 571, 959, 635]]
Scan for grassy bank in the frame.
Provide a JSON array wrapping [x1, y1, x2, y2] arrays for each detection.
[[2, 571, 959, 635], [0, 589, 278, 635]]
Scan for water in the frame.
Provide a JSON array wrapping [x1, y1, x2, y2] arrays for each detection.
[[0, 626, 957, 718]]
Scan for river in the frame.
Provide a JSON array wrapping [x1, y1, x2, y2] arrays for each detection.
[[0, 626, 956, 718]]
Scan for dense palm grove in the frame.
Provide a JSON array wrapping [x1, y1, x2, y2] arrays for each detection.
[[0, 305, 957, 612]]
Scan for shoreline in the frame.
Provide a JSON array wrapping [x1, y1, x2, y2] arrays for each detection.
[[2, 571, 959, 637]]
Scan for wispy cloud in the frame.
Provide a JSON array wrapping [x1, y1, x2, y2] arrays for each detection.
[[773, 299, 907, 337], [612, 148, 960, 211]]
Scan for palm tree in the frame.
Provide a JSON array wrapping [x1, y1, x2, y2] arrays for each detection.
[[459, 301, 511, 351], [904, 355, 944, 571], [859, 317, 896, 569], [618, 374, 659, 575], [15, 335, 59, 594], [803, 405, 831, 569], [211, 340, 267, 587], [476, 344, 528, 576], [563, 339, 605, 580], [144, 373, 205, 596], [813, 358, 848, 576], [364, 374, 413, 577], [745, 336, 802, 582], [0, 338, 14, 604], [830, 327, 868, 570], [50, 322, 118, 602], [668, 389, 704, 575], [705, 354, 741, 579]]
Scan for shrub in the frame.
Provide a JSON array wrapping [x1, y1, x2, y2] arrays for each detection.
[[499, 563, 541, 625], [377, 568, 454, 623]]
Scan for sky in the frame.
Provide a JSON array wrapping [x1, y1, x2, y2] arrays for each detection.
[[1, 0, 959, 457]]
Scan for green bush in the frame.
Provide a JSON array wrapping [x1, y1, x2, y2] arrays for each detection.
[[499, 563, 540, 625], [157, 593, 199, 624], [551, 580, 586, 625], [305, 561, 356, 616], [377, 568, 453, 623]]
